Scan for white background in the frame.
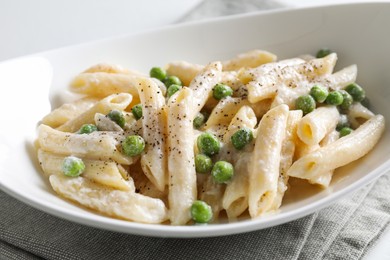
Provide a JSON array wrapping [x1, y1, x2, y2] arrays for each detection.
[[0, 0, 202, 61]]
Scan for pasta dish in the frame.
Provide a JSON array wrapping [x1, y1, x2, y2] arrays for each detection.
[[35, 49, 385, 225]]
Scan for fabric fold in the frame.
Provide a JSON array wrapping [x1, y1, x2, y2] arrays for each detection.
[[0, 240, 41, 260], [323, 174, 390, 259], [297, 183, 374, 259]]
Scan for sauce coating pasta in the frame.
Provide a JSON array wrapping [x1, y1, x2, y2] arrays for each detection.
[[36, 50, 385, 225]]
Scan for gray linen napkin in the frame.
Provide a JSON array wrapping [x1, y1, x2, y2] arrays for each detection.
[[1, 173, 389, 260], [177, 0, 285, 22]]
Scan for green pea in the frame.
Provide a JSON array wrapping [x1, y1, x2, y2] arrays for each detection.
[[231, 127, 254, 150], [149, 67, 167, 81], [295, 94, 316, 115], [211, 161, 234, 183], [213, 83, 233, 100], [62, 156, 85, 177], [336, 114, 350, 131], [345, 83, 365, 102], [193, 112, 208, 129], [132, 104, 143, 120], [316, 48, 332, 58], [339, 90, 353, 110], [78, 124, 98, 134], [326, 91, 344, 106], [195, 154, 213, 173], [107, 110, 125, 128], [167, 84, 182, 98], [191, 200, 212, 223], [339, 127, 353, 137], [197, 132, 221, 156], [164, 75, 182, 87], [122, 135, 145, 156], [309, 85, 328, 103]]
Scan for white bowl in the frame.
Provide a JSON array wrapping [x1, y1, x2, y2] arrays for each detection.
[[1, 2, 389, 238]]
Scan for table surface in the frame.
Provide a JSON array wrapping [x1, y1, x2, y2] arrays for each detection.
[[0, 0, 389, 259]]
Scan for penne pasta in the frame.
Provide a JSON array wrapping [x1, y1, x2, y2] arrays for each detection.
[[130, 162, 167, 201], [293, 121, 337, 171], [124, 118, 143, 136], [272, 109, 303, 209], [204, 97, 249, 130], [165, 61, 204, 87], [136, 77, 168, 192], [222, 105, 257, 142], [247, 54, 337, 104], [83, 63, 145, 75], [167, 88, 197, 225], [248, 104, 289, 217], [239, 57, 305, 84], [222, 49, 277, 71], [222, 106, 257, 219], [347, 102, 375, 129], [57, 93, 132, 133], [199, 175, 225, 221], [297, 106, 339, 145], [287, 115, 385, 181], [222, 155, 250, 219], [220, 71, 244, 91], [42, 97, 98, 128], [35, 49, 385, 225], [38, 124, 135, 165], [307, 129, 341, 187], [50, 175, 168, 224], [38, 149, 133, 191], [317, 64, 357, 91], [189, 62, 222, 116], [71, 72, 140, 98]]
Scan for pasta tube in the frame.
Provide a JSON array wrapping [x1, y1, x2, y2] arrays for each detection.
[[204, 97, 249, 130], [347, 103, 375, 129], [42, 97, 98, 128], [38, 149, 133, 191], [189, 62, 222, 116], [222, 106, 257, 219], [166, 61, 204, 87], [222, 49, 277, 71], [83, 63, 145, 75], [50, 175, 168, 224], [222, 155, 250, 219], [247, 54, 337, 104], [317, 64, 357, 90], [57, 93, 132, 133], [38, 124, 135, 165], [71, 73, 140, 99], [199, 175, 225, 221], [287, 115, 385, 181], [248, 104, 289, 217], [272, 109, 303, 209], [297, 106, 339, 145], [167, 88, 197, 225], [136, 77, 168, 192]]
